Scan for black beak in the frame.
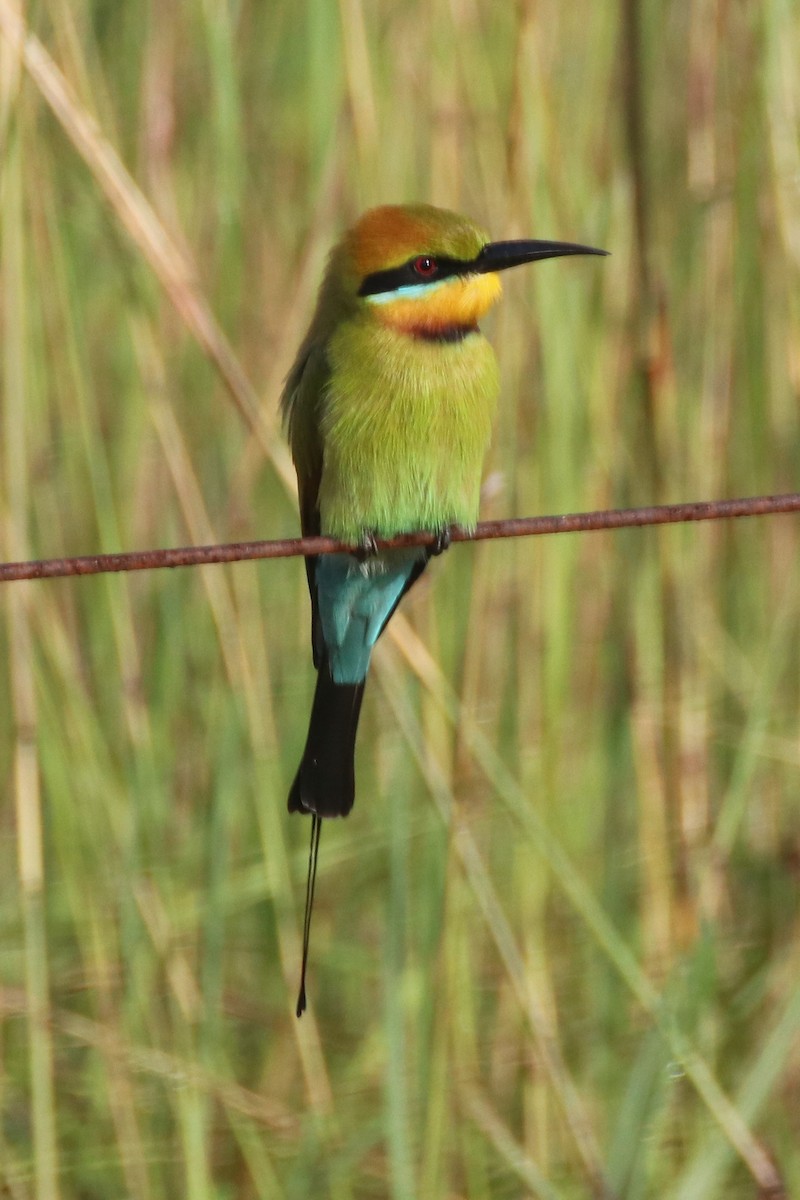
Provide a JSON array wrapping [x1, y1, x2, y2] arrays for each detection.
[[475, 239, 608, 273]]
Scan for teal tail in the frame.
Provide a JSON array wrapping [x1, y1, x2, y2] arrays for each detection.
[[289, 549, 429, 818], [288, 666, 366, 817]]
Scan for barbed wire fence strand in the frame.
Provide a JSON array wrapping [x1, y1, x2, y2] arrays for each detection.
[[1, 492, 799, 584]]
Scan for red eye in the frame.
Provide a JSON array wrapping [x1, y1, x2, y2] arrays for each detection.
[[413, 256, 438, 277]]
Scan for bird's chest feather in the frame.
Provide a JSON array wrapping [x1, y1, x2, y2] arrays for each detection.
[[318, 322, 499, 539]]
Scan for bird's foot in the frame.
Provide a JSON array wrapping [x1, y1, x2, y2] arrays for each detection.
[[430, 526, 452, 556], [354, 529, 379, 562]]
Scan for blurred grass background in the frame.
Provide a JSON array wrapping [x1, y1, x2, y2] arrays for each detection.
[[1, 0, 799, 1197]]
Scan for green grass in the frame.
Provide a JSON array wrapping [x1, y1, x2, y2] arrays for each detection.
[[1, 1, 800, 1197]]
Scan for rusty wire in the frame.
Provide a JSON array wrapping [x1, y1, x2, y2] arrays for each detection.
[[0, 492, 799, 585]]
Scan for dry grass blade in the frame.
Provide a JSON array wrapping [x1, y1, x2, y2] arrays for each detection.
[[461, 1086, 565, 1200], [2, 102, 60, 1200], [0, 987, 298, 1135], [0, 1, 289, 480]]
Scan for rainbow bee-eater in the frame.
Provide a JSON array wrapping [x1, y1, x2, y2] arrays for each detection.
[[283, 204, 605, 1013]]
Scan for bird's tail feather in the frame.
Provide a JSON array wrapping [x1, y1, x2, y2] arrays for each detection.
[[288, 668, 366, 817]]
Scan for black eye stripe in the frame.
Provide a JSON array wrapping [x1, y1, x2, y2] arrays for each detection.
[[358, 254, 476, 298]]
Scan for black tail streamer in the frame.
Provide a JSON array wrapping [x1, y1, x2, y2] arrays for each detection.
[[296, 813, 322, 1017]]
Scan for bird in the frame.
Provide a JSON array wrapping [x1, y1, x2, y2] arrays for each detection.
[[282, 203, 606, 1013]]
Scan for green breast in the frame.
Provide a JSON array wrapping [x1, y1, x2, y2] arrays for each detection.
[[318, 319, 499, 541]]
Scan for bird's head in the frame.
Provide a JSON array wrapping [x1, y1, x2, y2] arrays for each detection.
[[322, 204, 606, 341]]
